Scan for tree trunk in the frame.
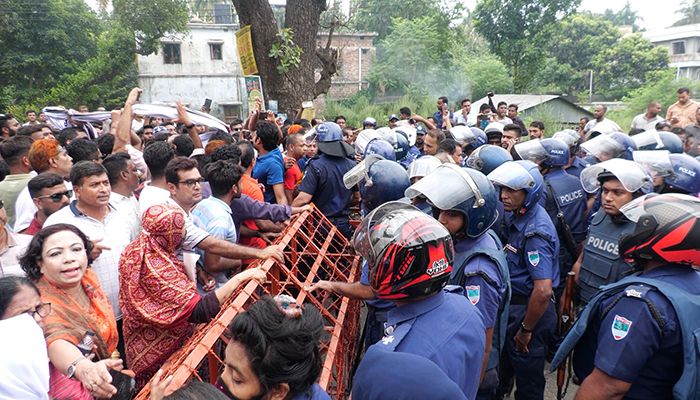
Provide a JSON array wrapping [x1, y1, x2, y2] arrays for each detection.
[[231, 0, 338, 117]]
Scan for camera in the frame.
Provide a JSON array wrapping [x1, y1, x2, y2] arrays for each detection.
[[487, 92, 494, 97]]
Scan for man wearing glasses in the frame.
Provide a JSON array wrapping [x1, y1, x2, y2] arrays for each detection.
[[21, 173, 71, 235]]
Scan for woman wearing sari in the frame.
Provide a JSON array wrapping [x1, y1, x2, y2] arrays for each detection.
[[19, 224, 124, 399], [119, 204, 267, 388]]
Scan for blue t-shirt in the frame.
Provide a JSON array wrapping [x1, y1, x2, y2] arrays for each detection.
[[290, 383, 331, 400], [253, 147, 285, 204]]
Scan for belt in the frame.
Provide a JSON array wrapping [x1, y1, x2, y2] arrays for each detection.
[[510, 294, 530, 305]]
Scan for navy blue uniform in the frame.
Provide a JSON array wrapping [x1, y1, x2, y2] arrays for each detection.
[[569, 265, 700, 399], [499, 204, 559, 400], [360, 261, 395, 349], [564, 156, 589, 178], [372, 289, 486, 399], [577, 212, 635, 304], [298, 154, 356, 238]]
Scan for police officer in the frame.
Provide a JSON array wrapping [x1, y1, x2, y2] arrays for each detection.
[[552, 129, 589, 178], [579, 132, 637, 162], [573, 159, 653, 305], [394, 125, 422, 168], [551, 193, 700, 399], [513, 138, 588, 288], [634, 150, 700, 195], [354, 202, 486, 399], [406, 164, 510, 399], [407, 155, 442, 213], [292, 122, 357, 239], [487, 160, 559, 400], [308, 159, 410, 349], [631, 129, 684, 153]]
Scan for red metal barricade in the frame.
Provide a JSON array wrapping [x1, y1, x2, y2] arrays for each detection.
[[134, 205, 362, 399]]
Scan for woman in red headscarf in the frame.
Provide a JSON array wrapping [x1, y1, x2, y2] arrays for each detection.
[[119, 204, 267, 388]]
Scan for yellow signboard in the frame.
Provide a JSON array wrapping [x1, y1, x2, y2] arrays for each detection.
[[236, 25, 258, 76]]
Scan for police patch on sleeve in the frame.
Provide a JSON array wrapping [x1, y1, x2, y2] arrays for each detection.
[[465, 285, 480, 305], [527, 251, 540, 267], [611, 314, 632, 340]]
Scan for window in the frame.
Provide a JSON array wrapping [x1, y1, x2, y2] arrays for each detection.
[[222, 105, 241, 123], [210, 43, 223, 60], [672, 41, 686, 55], [163, 43, 181, 64]]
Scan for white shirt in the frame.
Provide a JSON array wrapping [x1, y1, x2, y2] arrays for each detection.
[[0, 314, 50, 400], [584, 118, 622, 134], [454, 112, 473, 126], [630, 113, 664, 132], [0, 228, 32, 277], [138, 183, 171, 217], [109, 192, 142, 246], [44, 201, 137, 319], [14, 180, 72, 233]]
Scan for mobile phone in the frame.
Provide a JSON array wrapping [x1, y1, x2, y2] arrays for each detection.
[[109, 369, 136, 400]]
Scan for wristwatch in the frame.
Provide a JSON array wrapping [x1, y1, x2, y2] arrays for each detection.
[[520, 321, 533, 333], [66, 356, 86, 379]]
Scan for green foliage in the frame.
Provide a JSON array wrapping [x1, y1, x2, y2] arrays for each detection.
[[321, 90, 437, 128], [607, 69, 700, 129], [0, 0, 101, 108], [113, 0, 190, 55], [673, 0, 700, 26], [268, 29, 303, 75], [592, 34, 669, 100], [601, 1, 643, 31], [533, 13, 620, 95], [460, 55, 513, 100], [473, 0, 580, 92]]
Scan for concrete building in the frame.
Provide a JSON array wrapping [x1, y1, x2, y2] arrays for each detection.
[[137, 21, 246, 123], [316, 32, 377, 99], [645, 24, 700, 80]]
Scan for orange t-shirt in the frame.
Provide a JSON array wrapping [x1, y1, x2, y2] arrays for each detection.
[[239, 174, 267, 252]]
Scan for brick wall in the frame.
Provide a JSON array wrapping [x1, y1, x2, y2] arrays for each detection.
[[316, 32, 377, 102]]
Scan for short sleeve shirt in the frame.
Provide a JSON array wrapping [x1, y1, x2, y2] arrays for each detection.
[[252, 148, 284, 203]]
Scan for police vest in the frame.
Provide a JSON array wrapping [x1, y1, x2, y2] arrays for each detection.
[[551, 271, 700, 400], [578, 212, 635, 303], [449, 230, 511, 371]]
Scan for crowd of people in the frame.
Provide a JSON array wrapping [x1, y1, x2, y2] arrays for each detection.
[[0, 85, 699, 400]]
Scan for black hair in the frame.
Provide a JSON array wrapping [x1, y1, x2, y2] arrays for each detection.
[[334, 115, 346, 123], [26, 110, 36, 116], [210, 144, 241, 164], [628, 128, 645, 136], [426, 129, 445, 142], [497, 101, 507, 108], [677, 87, 690, 95], [144, 141, 175, 179], [206, 160, 243, 197], [285, 133, 303, 150], [57, 128, 80, 147], [529, 121, 545, 131], [20, 224, 94, 281], [102, 152, 131, 186], [399, 107, 411, 116], [255, 121, 279, 151], [0, 160, 9, 182], [503, 123, 522, 134], [293, 119, 311, 129], [70, 160, 108, 187], [0, 114, 15, 133], [97, 133, 115, 158], [237, 140, 255, 169], [438, 96, 448, 105], [165, 157, 199, 185], [460, 99, 471, 106], [438, 138, 460, 155], [172, 135, 195, 157], [66, 138, 100, 163], [479, 103, 491, 112], [16, 124, 45, 138], [229, 118, 244, 127], [209, 130, 234, 145], [227, 296, 324, 398], [508, 103, 518, 111], [0, 276, 39, 318], [164, 381, 229, 400], [27, 172, 66, 198], [0, 135, 33, 165], [655, 121, 672, 131]]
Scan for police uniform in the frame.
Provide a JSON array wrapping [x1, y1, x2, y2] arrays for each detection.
[[554, 265, 700, 399], [373, 289, 486, 399], [499, 204, 559, 400], [540, 168, 587, 285], [359, 261, 396, 349], [450, 231, 510, 398], [298, 153, 356, 238], [399, 146, 421, 169], [564, 156, 589, 178], [577, 211, 635, 305]]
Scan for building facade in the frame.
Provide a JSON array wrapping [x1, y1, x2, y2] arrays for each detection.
[[645, 24, 700, 80]]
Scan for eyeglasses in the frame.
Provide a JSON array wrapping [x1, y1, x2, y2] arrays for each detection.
[[27, 302, 52, 319], [178, 178, 205, 187], [0, 199, 3, 209], [35, 190, 73, 203]]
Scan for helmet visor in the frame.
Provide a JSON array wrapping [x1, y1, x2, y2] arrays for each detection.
[[354, 129, 381, 155], [580, 134, 624, 159], [487, 161, 535, 191], [633, 150, 673, 178], [514, 140, 547, 164], [405, 164, 482, 210], [632, 130, 666, 149], [552, 131, 578, 147], [394, 125, 417, 146], [449, 126, 475, 145], [408, 155, 442, 179], [620, 193, 700, 223], [343, 154, 383, 189], [580, 158, 652, 193]]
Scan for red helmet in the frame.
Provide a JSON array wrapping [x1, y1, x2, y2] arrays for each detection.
[[352, 202, 454, 300], [619, 193, 700, 266]]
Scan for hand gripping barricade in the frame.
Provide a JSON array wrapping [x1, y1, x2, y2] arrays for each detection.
[[134, 205, 362, 399]]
